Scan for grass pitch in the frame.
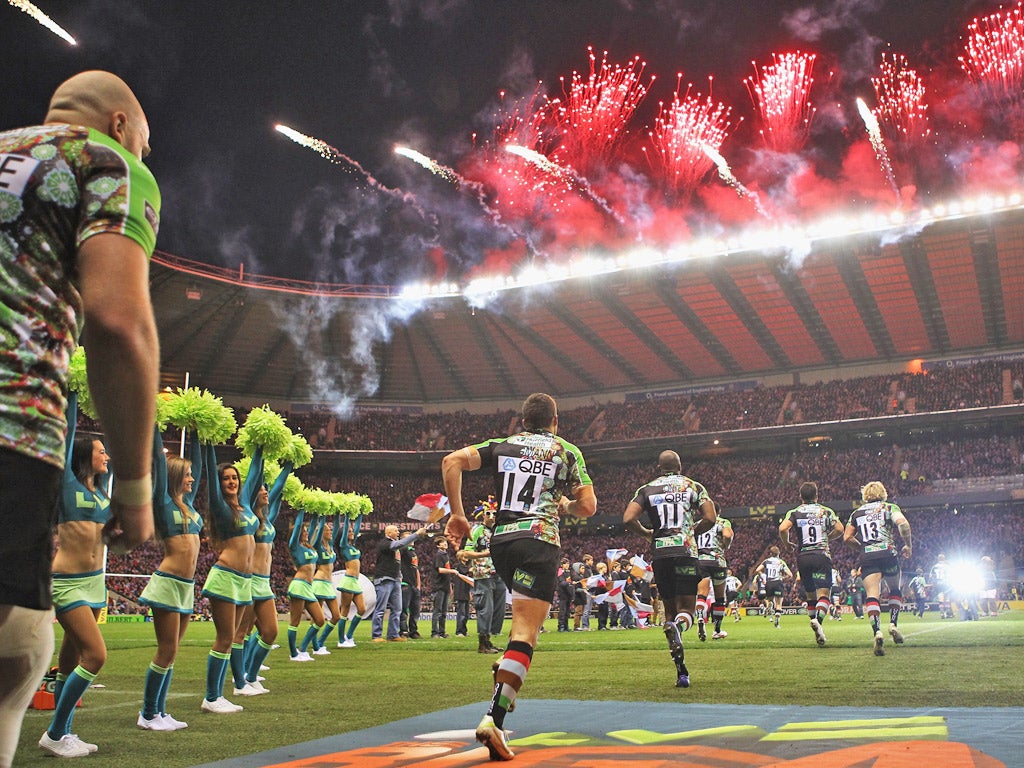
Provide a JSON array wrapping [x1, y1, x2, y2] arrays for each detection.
[[15, 609, 1023, 767]]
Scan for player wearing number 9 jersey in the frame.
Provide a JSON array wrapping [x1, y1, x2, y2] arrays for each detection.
[[442, 393, 596, 761], [778, 482, 843, 647], [844, 481, 912, 656]]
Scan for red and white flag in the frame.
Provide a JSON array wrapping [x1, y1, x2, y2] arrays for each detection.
[[407, 493, 450, 523]]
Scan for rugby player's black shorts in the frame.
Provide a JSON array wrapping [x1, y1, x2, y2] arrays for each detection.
[[0, 448, 61, 609], [490, 536, 560, 602], [765, 579, 785, 597], [652, 556, 700, 603], [796, 552, 834, 593], [861, 551, 900, 581], [697, 561, 726, 583]]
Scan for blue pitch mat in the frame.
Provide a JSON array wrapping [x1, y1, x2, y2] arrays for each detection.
[[192, 700, 1021, 767]]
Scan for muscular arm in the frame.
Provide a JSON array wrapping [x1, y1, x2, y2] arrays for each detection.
[[79, 233, 158, 550], [442, 446, 480, 546], [778, 517, 793, 548], [692, 498, 717, 535], [562, 483, 597, 519], [893, 510, 912, 557], [623, 500, 652, 537]]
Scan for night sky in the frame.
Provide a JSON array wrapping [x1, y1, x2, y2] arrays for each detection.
[[3, 0, 1002, 289]]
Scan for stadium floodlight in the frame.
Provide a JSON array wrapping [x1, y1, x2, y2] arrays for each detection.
[[381, 191, 1024, 301]]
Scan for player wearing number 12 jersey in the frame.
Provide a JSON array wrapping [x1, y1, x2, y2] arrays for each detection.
[[778, 482, 843, 647], [623, 450, 716, 689], [442, 393, 596, 761]]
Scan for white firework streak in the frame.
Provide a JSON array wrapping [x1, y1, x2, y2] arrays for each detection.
[[275, 124, 433, 221], [394, 145, 537, 255], [700, 143, 771, 219], [394, 146, 459, 183], [8, 0, 76, 44], [856, 98, 901, 202], [505, 143, 626, 228]]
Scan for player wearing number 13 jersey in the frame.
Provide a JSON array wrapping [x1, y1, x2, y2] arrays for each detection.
[[623, 450, 716, 689], [442, 393, 596, 761], [844, 481, 912, 657]]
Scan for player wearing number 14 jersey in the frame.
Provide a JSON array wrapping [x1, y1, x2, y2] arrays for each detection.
[[623, 450, 717, 689], [778, 482, 843, 647], [442, 393, 596, 761]]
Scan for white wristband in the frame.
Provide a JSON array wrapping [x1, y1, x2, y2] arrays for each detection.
[[112, 475, 152, 507]]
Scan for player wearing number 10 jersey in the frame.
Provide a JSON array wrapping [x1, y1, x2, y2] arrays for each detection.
[[442, 393, 596, 761], [778, 482, 843, 647], [623, 450, 716, 689]]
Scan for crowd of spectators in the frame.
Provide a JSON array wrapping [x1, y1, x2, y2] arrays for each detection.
[[296, 433, 1021, 516], [286, 362, 1024, 451], [91, 360, 1022, 614]]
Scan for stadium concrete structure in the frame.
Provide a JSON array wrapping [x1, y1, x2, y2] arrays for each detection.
[[152, 208, 1023, 408], [151, 206, 1024, 495]]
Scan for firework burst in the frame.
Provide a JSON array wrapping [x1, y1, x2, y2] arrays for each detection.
[[871, 52, 930, 143], [959, 2, 1024, 104], [745, 51, 818, 154], [471, 87, 573, 216], [550, 47, 654, 173], [645, 74, 739, 197]]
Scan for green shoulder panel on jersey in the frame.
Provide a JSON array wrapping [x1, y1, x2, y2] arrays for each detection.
[[556, 437, 592, 486], [472, 435, 510, 452], [79, 128, 161, 256]]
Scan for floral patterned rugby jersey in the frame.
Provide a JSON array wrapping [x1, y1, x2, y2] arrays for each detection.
[[0, 124, 160, 468], [476, 430, 591, 549]]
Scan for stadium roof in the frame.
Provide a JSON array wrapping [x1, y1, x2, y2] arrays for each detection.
[[151, 207, 1024, 407]]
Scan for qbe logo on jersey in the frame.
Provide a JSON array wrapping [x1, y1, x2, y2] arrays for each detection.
[[497, 455, 557, 513]]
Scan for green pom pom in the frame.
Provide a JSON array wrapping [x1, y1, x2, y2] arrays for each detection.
[[234, 456, 254, 485], [158, 387, 236, 444], [236, 406, 292, 459], [337, 493, 357, 518], [298, 487, 332, 516], [67, 347, 98, 419], [282, 474, 304, 506], [282, 434, 313, 468], [358, 495, 373, 516]]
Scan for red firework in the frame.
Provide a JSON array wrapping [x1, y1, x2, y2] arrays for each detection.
[[474, 87, 571, 215], [645, 74, 739, 196], [959, 1, 1024, 103], [550, 47, 655, 173], [745, 51, 818, 153], [871, 52, 931, 142]]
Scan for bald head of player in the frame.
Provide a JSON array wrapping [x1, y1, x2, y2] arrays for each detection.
[[45, 70, 151, 160], [658, 450, 682, 473]]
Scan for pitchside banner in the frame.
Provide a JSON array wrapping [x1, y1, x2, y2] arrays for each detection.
[[624, 379, 760, 402], [922, 351, 1024, 370], [289, 402, 424, 416]]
